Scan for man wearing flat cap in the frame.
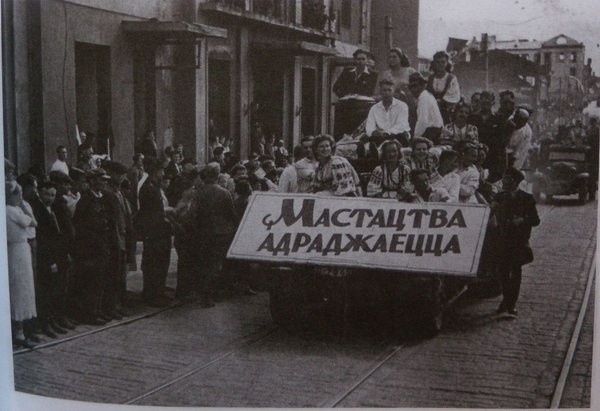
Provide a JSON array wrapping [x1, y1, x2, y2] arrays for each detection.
[[103, 161, 134, 318], [72, 168, 113, 325], [491, 167, 540, 317], [408, 72, 444, 142]]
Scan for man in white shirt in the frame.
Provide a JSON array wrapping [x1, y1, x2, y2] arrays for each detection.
[[408, 72, 444, 140], [278, 136, 316, 193], [507, 109, 532, 171], [366, 79, 411, 145], [49, 146, 69, 175]]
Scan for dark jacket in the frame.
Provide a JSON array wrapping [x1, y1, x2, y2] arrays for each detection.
[[104, 186, 133, 252], [333, 67, 378, 98], [72, 190, 112, 260], [31, 196, 69, 273], [194, 183, 237, 243], [493, 189, 540, 256], [136, 179, 171, 239]]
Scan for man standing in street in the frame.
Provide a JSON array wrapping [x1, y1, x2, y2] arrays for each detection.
[[194, 163, 237, 308], [366, 79, 411, 146], [136, 157, 173, 307], [491, 167, 540, 317], [103, 161, 133, 318], [72, 168, 113, 325]]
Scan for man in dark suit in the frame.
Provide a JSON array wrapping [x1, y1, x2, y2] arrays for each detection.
[[136, 157, 173, 307], [72, 168, 113, 325], [333, 49, 378, 137], [491, 167, 540, 317], [31, 181, 71, 335], [194, 162, 238, 307], [333, 49, 378, 98]]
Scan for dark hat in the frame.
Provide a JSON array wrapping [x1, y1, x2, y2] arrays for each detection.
[[86, 167, 111, 181], [408, 72, 427, 85], [103, 160, 128, 175], [48, 170, 74, 184], [503, 167, 525, 184]]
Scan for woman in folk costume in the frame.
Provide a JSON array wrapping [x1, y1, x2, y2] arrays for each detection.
[[312, 134, 362, 197], [367, 139, 412, 200], [6, 183, 38, 348], [427, 51, 461, 124], [402, 136, 438, 176]]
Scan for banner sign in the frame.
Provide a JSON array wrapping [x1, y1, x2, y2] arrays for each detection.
[[227, 193, 490, 277]]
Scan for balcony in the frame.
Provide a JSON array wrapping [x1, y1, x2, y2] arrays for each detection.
[[198, 0, 335, 39]]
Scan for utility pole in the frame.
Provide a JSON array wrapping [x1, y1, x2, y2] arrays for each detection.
[[481, 33, 489, 90], [384, 16, 393, 50]]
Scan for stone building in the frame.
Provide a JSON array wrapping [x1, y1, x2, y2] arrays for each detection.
[[2, 0, 419, 172]]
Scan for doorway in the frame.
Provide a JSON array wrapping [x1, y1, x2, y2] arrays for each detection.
[[75, 42, 112, 154]]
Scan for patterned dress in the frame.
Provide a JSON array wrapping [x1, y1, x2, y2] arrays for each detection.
[[313, 156, 360, 196]]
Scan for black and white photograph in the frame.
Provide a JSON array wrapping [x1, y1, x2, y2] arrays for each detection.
[[0, 0, 598, 410]]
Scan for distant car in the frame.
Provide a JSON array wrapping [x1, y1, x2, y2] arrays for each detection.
[[532, 144, 594, 204]]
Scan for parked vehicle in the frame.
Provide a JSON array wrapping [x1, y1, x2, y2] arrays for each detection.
[[532, 144, 594, 204]]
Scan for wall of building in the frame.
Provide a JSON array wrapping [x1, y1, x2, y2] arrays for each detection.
[[542, 46, 585, 92], [370, 0, 419, 75]]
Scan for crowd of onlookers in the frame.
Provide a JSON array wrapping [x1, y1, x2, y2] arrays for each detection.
[[6, 48, 600, 349]]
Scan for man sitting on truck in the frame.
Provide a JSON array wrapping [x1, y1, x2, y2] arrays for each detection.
[[365, 79, 411, 146], [408, 168, 450, 203]]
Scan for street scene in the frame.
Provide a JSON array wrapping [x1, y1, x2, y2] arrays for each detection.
[[2, 0, 599, 410]]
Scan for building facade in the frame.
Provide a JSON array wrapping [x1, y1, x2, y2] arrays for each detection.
[[2, 0, 419, 172]]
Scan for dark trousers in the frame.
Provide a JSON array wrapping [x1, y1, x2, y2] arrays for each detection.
[[79, 258, 109, 318], [499, 262, 522, 310], [142, 236, 172, 300], [175, 236, 198, 297], [37, 268, 69, 321], [197, 238, 229, 297], [103, 249, 127, 312]]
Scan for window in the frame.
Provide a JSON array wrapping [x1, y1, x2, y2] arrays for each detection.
[[559, 52, 565, 61], [570, 67, 577, 76], [534, 53, 541, 64], [570, 52, 577, 62], [544, 52, 552, 67], [341, 0, 351, 28]]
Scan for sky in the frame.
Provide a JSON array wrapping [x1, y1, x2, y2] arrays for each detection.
[[418, 0, 600, 72]]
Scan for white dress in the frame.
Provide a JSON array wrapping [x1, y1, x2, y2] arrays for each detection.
[[6, 205, 37, 321]]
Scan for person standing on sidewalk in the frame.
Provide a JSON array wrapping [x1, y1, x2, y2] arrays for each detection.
[[136, 157, 173, 307], [491, 167, 540, 317], [193, 163, 237, 308], [72, 169, 113, 325]]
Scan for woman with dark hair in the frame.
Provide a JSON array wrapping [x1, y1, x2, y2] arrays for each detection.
[[312, 134, 361, 197], [402, 136, 438, 176], [381, 48, 416, 98], [440, 102, 479, 147], [427, 51, 461, 123], [367, 139, 412, 199]]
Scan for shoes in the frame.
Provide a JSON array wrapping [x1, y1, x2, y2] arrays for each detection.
[[116, 308, 130, 317], [507, 308, 518, 316], [82, 315, 107, 326], [106, 310, 123, 321], [97, 312, 113, 323], [199, 296, 215, 308], [56, 317, 76, 330], [496, 301, 508, 315], [145, 297, 169, 308], [39, 324, 57, 339], [25, 334, 41, 343], [49, 320, 68, 335], [14, 338, 36, 349]]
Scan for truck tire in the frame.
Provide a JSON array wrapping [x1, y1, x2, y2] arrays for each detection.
[[578, 186, 588, 204]]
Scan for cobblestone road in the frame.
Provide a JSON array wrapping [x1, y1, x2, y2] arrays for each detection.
[[12, 200, 597, 408]]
